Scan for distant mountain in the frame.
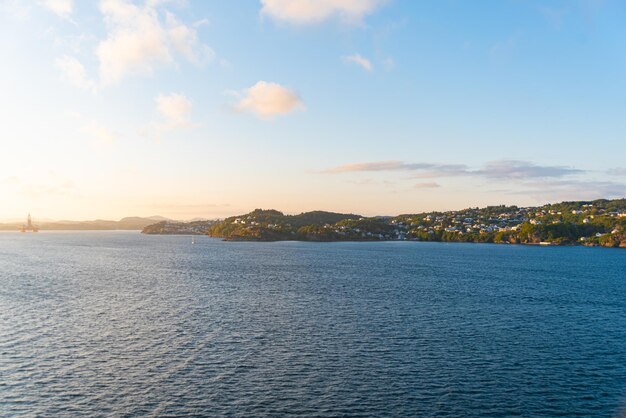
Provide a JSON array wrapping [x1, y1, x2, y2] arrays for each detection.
[[0, 216, 167, 231], [118, 217, 167, 229], [146, 215, 172, 221]]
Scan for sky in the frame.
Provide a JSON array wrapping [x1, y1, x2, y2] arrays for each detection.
[[0, 0, 625, 221]]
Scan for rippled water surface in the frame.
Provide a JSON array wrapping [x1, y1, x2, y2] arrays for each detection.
[[1, 232, 625, 416]]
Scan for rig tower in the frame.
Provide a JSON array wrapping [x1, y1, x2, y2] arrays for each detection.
[[20, 214, 39, 232]]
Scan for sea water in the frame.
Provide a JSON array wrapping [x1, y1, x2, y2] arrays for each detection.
[[1, 232, 625, 416]]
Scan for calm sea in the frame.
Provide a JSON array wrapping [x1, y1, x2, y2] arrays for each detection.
[[0, 232, 625, 417]]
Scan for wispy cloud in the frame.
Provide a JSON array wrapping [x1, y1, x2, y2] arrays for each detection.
[[322, 159, 625, 201], [41, 0, 73, 18], [343, 53, 372, 71], [260, 0, 386, 25], [474, 160, 583, 179], [3, 175, 78, 199], [1, 0, 32, 19], [83, 121, 119, 144], [322, 160, 468, 175], [156, 92, 194, 128], [414, 182, 440, 189], [64, 111, 118, 144], [141, 92, 196, 139], [323, 161, 405, 172], [55, 55, 96, 92], [607, 167, 626, 177], [323, 159, 583, 180], [509, 179, 626, 202], [164, 11, 214, 65], [234, 81, 304, 119]]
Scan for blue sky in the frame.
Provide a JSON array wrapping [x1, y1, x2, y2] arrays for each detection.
[[0, 0, 625, 220]]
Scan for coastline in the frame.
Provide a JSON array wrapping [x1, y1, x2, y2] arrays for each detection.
[[216, 236, 626, 248]]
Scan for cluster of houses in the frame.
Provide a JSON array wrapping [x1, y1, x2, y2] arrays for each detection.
[[386, 204, 624, 239], [233, 218, 253, 225], [323, 223, 398, 240], [143, 220, 214, 235], [393, 208, 531, 237], [223, 202, 625, 242]]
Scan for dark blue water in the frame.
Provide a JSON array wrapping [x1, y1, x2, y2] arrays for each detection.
[[0, 232, 625, 417]]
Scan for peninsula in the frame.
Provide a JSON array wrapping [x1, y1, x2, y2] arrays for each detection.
[[191, 199, 626, 248]]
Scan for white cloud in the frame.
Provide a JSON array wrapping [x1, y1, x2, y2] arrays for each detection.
[[140, 93, 195, 140], [55, 55, 96, 91], [235, 81, 304, 119], [165, 11, 214, 64], [41, 0, 72, 17], [97, 0, 213, 85], [343, 53, 372, 71], [156, 92, 193, 128], [97, 0, 171, 84], [260, 0, 386, 25]]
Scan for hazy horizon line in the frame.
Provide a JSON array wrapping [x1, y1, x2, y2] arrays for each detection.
[[2, 196, 624, 224]]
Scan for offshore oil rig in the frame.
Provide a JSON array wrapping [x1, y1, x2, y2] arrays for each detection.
[[20, 214, 39, 233]]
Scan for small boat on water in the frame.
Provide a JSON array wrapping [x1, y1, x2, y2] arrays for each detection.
[[191, 237, 196, 244]]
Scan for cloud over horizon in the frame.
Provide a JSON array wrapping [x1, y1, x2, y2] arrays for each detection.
[[475, 160, 583, 179], [323, 159, 584, 179], [235, 81, 304, 118], [260, 0, 386, 25], [509, 179, 626, 202], [414, 182, 440, 189], [321, 159, 626, 202]]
